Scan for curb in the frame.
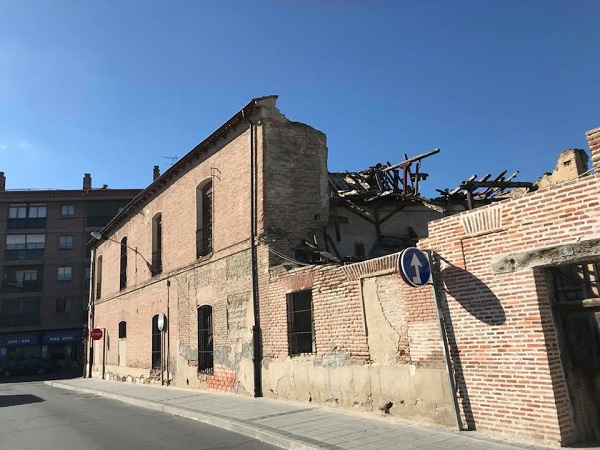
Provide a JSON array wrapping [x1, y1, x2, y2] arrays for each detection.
[[44, 381, 322, 450]]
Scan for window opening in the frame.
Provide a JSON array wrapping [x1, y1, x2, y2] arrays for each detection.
[[96, 255, 102, 299], [118, 321, 127, 339], [152, 213, 162, 275], [286, 290, 315, 356], [57, 266, 72, 281], [198, 305, 214, 374], [61, 205, 75, 218], [55, 298, 70, 313], [151, 314, 161, 370], [196, 181, 213, 258], [59, 235, 74, 249], [120, 237, 127, 290]]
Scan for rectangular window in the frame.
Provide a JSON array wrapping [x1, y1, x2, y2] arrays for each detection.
[[85, 267, 91, 281], [0, 298, 41, 327], [8, 204, 27, 219], [61, 204, 75, 218], [96, 256, 102, 299], [286, 290, 315, 356], [28, 204, 47, 218], [120, 237, 127, 290], [8, 204, 47, 229], [57, 266, 72, 281], [198, 306, 214, 374], [55, 298, 70, 314], [550, 262, 600, 304], [58, 235, 74, 249], [5, 234, 45, 260]]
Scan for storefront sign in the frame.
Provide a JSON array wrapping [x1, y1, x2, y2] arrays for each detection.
[[43, 330, 83, 344], [2, 334, 40, 347]]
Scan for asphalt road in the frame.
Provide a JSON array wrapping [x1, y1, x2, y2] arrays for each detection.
[[0, 381, 277, 450]]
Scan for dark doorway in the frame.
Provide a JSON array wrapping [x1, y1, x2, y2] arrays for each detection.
[[549, 262, 600, 444], [151, 315, 161, 370]]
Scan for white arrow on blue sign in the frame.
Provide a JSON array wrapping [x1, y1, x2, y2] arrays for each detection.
[[398, 248, 431, 287]]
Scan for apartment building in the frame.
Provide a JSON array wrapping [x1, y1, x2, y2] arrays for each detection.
[[0, 172, 140, 371]]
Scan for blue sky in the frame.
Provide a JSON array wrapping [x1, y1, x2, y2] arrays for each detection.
[[1, 1, 598, 197]]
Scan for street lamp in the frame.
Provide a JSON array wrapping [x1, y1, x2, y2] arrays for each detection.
[[90, 231, 152, 269]]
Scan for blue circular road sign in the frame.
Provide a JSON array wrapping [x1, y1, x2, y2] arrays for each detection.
[[398, 248, 431, 287]]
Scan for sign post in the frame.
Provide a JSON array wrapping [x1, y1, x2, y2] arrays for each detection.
[[397, 247, 463, 430]]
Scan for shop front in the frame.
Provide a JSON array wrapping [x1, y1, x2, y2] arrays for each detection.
[[42, 329, 83, 371], [0, 333, 42, 367]]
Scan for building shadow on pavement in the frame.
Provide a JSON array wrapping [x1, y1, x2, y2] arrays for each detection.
[[0, 394, 44, 408]]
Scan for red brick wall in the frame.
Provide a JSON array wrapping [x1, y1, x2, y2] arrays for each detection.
[[421, 171, 600, 445]]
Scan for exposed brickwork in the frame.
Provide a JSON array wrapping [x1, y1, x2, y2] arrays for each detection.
[[421, 169, 600, 446], [586, 126, 600, 172]]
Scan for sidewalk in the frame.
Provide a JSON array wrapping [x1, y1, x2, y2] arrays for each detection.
[[45, 378, 550, 450]]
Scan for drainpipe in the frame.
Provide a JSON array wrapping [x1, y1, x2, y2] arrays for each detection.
[[242, 108, 262, 398], [87, 246, 96, 378]]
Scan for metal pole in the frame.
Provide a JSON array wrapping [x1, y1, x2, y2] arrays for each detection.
[[160, 330, 164, 386], [102, 328, 106, 380], [87, 246, 96, 378], [428, 250, 463, 431]]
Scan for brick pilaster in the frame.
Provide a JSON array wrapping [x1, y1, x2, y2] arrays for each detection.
[[585, 126, 600, 172]]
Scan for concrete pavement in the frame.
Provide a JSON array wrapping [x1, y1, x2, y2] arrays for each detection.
[[45, 378, 551, 450]]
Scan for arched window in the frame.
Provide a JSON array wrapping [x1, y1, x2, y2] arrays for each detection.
[[151, 314, 161, 370], [151, 213, 162, 275], [118, 321, 127, 339], [119, 237, 127, 290], [198, 305, 213, 374], [196, 181, 213, 258]]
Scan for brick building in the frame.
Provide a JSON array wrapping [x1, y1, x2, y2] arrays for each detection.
[[0, 173, 140, 371], [88, 95, 598, 447]]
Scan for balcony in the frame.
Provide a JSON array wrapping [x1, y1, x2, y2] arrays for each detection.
[[7, 218, 47, 229], [0, 313, 40, 327], [5, 249, 45, 261], [2, 280, 43, 294], [151, 249, 162, 276], [196, 227, 212, 259]]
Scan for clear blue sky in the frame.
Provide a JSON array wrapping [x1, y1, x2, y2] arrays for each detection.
[[1, 1, 598, 197]]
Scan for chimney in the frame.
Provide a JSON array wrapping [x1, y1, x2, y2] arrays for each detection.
[[83, 173, 92, 190], [0, 172, 5, 192], [586, 126, 600, 173], [153, 165, 160, 181]]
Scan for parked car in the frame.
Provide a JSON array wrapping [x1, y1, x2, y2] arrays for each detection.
[[0, 358, 56, 377]]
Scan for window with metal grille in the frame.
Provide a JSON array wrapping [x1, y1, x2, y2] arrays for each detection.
[[151, 314, 161, 370], [550, 262, 600, 304], [196, 181, 213, 258], [118, 321, 126, 339], [120, 237, 127, 290], [96, 255, 102, 299], [287, 290, 315, 356], [198, 305, 213, 374], [151, 213, 162, 276]]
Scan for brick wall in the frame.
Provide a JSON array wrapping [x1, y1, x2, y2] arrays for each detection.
[[260, 251, 453, 424], [421, 167, 600, 445]]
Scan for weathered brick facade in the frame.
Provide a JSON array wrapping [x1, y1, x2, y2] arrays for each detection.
[[418, 128, 600, 446], [90, 94, 599, 446]]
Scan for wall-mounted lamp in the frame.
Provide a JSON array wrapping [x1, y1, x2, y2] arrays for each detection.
[[90, 231, 152, 270]]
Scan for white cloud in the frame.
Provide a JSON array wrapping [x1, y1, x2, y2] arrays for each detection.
[[0, 144, 7, 150], [19, 141, 33, 149]]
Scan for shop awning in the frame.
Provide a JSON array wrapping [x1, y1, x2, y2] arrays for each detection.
[[43, 330, 82, 344], [2, 333, 40, 347]]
